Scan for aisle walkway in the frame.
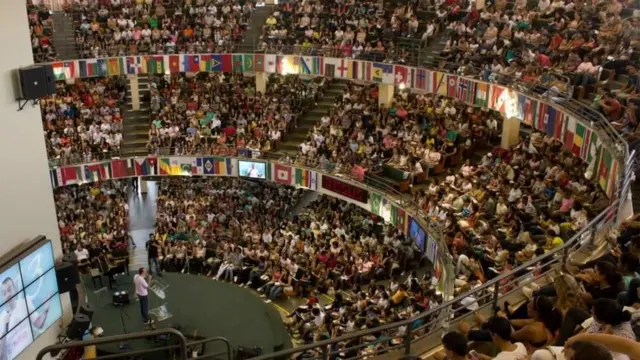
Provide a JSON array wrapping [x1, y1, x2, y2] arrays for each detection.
[[128, 180, 157, 271]]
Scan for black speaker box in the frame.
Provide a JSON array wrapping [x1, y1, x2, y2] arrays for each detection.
[[16, 65, 55, 100], [56, 262, 78, 294], [66, 313, 91, 340], [112, 291, 130, 305]]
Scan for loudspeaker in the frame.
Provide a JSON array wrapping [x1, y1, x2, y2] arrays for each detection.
[[16, 65, 56, 100], [112, 291, 130, 306], [56, 262, 78, 294], [66, 313, 91, 340]]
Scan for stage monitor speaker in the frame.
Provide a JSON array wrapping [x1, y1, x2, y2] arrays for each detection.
[[236, 346, 262, 360], [66, 313, 91, 340], [112, 291, 130, 306], [78, 303, 94, 320], [16, 65, 56, 100], [56, 262, 78, 294]]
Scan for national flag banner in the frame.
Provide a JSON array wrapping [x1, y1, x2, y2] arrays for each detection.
[[447, 75, 457, 98], [564, 116, 577, 151], [598, 149, 612, 192], [294, 168, 309, 187], [51, 62, 65, 80], [201, 157, 215, 174], [456, 78, 476, 103], [372, 62, 393, 83], [521, 97, 533, 126], [489, 85, 505, 111], [265, 54, 277, 73], [211, 54, 223, 72], [346, 59, 358, 79], [213, 157, 234, 176], [147, 55, 164, 74], [159, 158, 172, 175], [274, 163, 292, 185], [63, 61, 77, 79], [390, 205, 407, 232], [50, 169, 58, 188], [127, 56, 140, 74], [313, 57, 324, 75], [135, 157, 158, 176], [107, 57, 124, 76], [553, 113, 567, 140], [394, 65, 408, 86], [111, 159, 136, 178], [414, 68, 427, 90], [580, 127, 593, 161], [97, 59, 107, 76], [194, 158, 206, 174], [55, 166, 83, 186], [309, 171, 318, 190], [254, 53, 265, 72], [408, 68, 416, 88], [85, 162, 112, 182], [233, 54, 244, 72], [200, 54, 211, 72], [183, 157, 200, 175], [221, 54, 233, 72], [573, 122, 587, 157], [300, 56, 313, 75], [475, 83, 489, 106], [543, 105, 557, 136], [243, 54, 254, 72], [336, 58, 348, 78], [183, 55, 200, 72], [369, 193, 382, 216], [607, 159, 619, 197], [516, 94, 527, 123], [436, 72, 448, 96], [79, 59, 97, 77], [586, 132, 600, 164], [424, 70, 435, 93], [168, 55, 180, 73]]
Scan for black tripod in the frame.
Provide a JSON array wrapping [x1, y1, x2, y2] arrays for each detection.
[[114, 303, 132, 350]]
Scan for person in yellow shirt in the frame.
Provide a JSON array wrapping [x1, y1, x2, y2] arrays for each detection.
[[391, 284, 408, 305], [542, 229, 564, 252]]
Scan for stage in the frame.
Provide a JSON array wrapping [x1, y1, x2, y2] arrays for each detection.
[[83, 272, 292, 358]]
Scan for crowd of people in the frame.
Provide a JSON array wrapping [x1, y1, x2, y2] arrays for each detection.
[[28, 3, 57, 63], [55, 181, 132, 265], [42, 76, 127, 165], [147, 72, 325, 155], [65, 0, 254, 58], [439, 208, 640, 360]]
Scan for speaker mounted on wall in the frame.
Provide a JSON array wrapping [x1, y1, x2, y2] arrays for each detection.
[[14, 64, 56, 111]]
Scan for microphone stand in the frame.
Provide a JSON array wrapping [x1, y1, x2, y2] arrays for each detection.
[[115, 303, 132, 350]]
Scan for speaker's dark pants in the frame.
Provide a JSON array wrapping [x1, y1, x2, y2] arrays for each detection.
[[139, 295, 149, 323]]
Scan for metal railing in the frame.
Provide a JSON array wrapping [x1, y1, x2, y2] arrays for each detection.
[[248, 200, 618, 360]]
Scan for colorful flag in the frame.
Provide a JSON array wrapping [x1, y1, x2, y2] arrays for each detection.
[[159, 158, 172, 175], [232, 54, 244, 72], [108, 58, 124, 75], [475, 83, 489, 106], [390, 205, 406, 232], [336, 59, 348, 78], [200, 55, 211, 72], [183, 55, 200, 72], [254, 54, 265, 72], [447, 75, 457, 98], [394, 65, 408, 86], [51, 62, 65, 80], [111, 159, 136, 178], [168, 55, 180, 73], [564, 116, 577, 151], [135, 157, 158, 176], [573, 122, 586, 157], [598, 149, 612, 191], [221, 54, 233, 72], [436, 72, 448, 96], [243, 54, 254, 72], [211, 54, 223, 72], [294, 168, 309, 187], [213, 157, 233, 176], [127, 56, 140, 74], [146, 55, 164, 73], [85, 162, 112, 182], [312, 57, 324, 75], [580, 127, 592, 161], [274, 163, 292, 185], [63, 61, 77, 79], [265, 54, 277, 73], [456, 78, 476, 103], [309, 171, 318, 190], [414, 68, 427, 90], [55, 166, 83, 186], [586, 132, 599, 164], [369, 193, 382, 216]]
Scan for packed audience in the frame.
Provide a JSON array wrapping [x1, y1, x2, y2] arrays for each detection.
[[147, 73, 325, 155], [148, 177, 440, 349], [28, 3, 57, 62], [42, 76, 127, 165], [55, 181, 132, 261], [440, 208, 640, 360], [67, 0, 254, 58]]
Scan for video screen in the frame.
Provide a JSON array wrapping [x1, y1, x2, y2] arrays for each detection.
[[29, 294, 62, 340], [409, 218, 426, 252], [19, 241, 55, 286], [0, 265, 24, 308], [238, 161, 267, 179], [0, 318, 33, 360], [0, 291, 30, 344], [24, 269, 58, 314]]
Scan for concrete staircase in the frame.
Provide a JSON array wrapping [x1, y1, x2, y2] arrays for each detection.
[[289, 190, 320, 218], [50, 12, 79, 60], [238, 5, 274, 52], [121, 76, 152, 155], [277, 80, 348, 155], [421, 30, 450, 69]]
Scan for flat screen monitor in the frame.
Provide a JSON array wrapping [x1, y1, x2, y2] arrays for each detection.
[[29, 294, 62, 340], [409, 218, 426, 252], [24, 269, 57, 314], [19, 241, 54, 286], [238, 161, 267, 179], [0, 265, 24, 308]]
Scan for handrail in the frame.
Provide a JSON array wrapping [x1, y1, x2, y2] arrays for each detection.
[[35, 328, 188, 360], [249, 200, 619, 360]]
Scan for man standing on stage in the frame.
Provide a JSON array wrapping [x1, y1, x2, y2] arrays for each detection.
[[133, 268, 153, 325], [146, 234, 162, 277]]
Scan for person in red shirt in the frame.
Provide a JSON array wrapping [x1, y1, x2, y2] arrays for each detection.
[[535, 50, 552, 68], [599, 91, 622, 121]]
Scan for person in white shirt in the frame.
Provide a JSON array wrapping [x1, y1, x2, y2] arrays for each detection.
[[133, 268, 153, 325], [487, 317, 528, 360]]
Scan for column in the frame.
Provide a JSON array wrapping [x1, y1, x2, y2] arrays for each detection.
[[128, 74, 140, 111], [501, 116, 521, 149], [0, 0, 71, 357], [378, 84, 394, 107], [255, 71, 267, 95]]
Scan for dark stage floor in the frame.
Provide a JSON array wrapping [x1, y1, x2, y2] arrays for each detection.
[[84, 272, 291, 358]]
